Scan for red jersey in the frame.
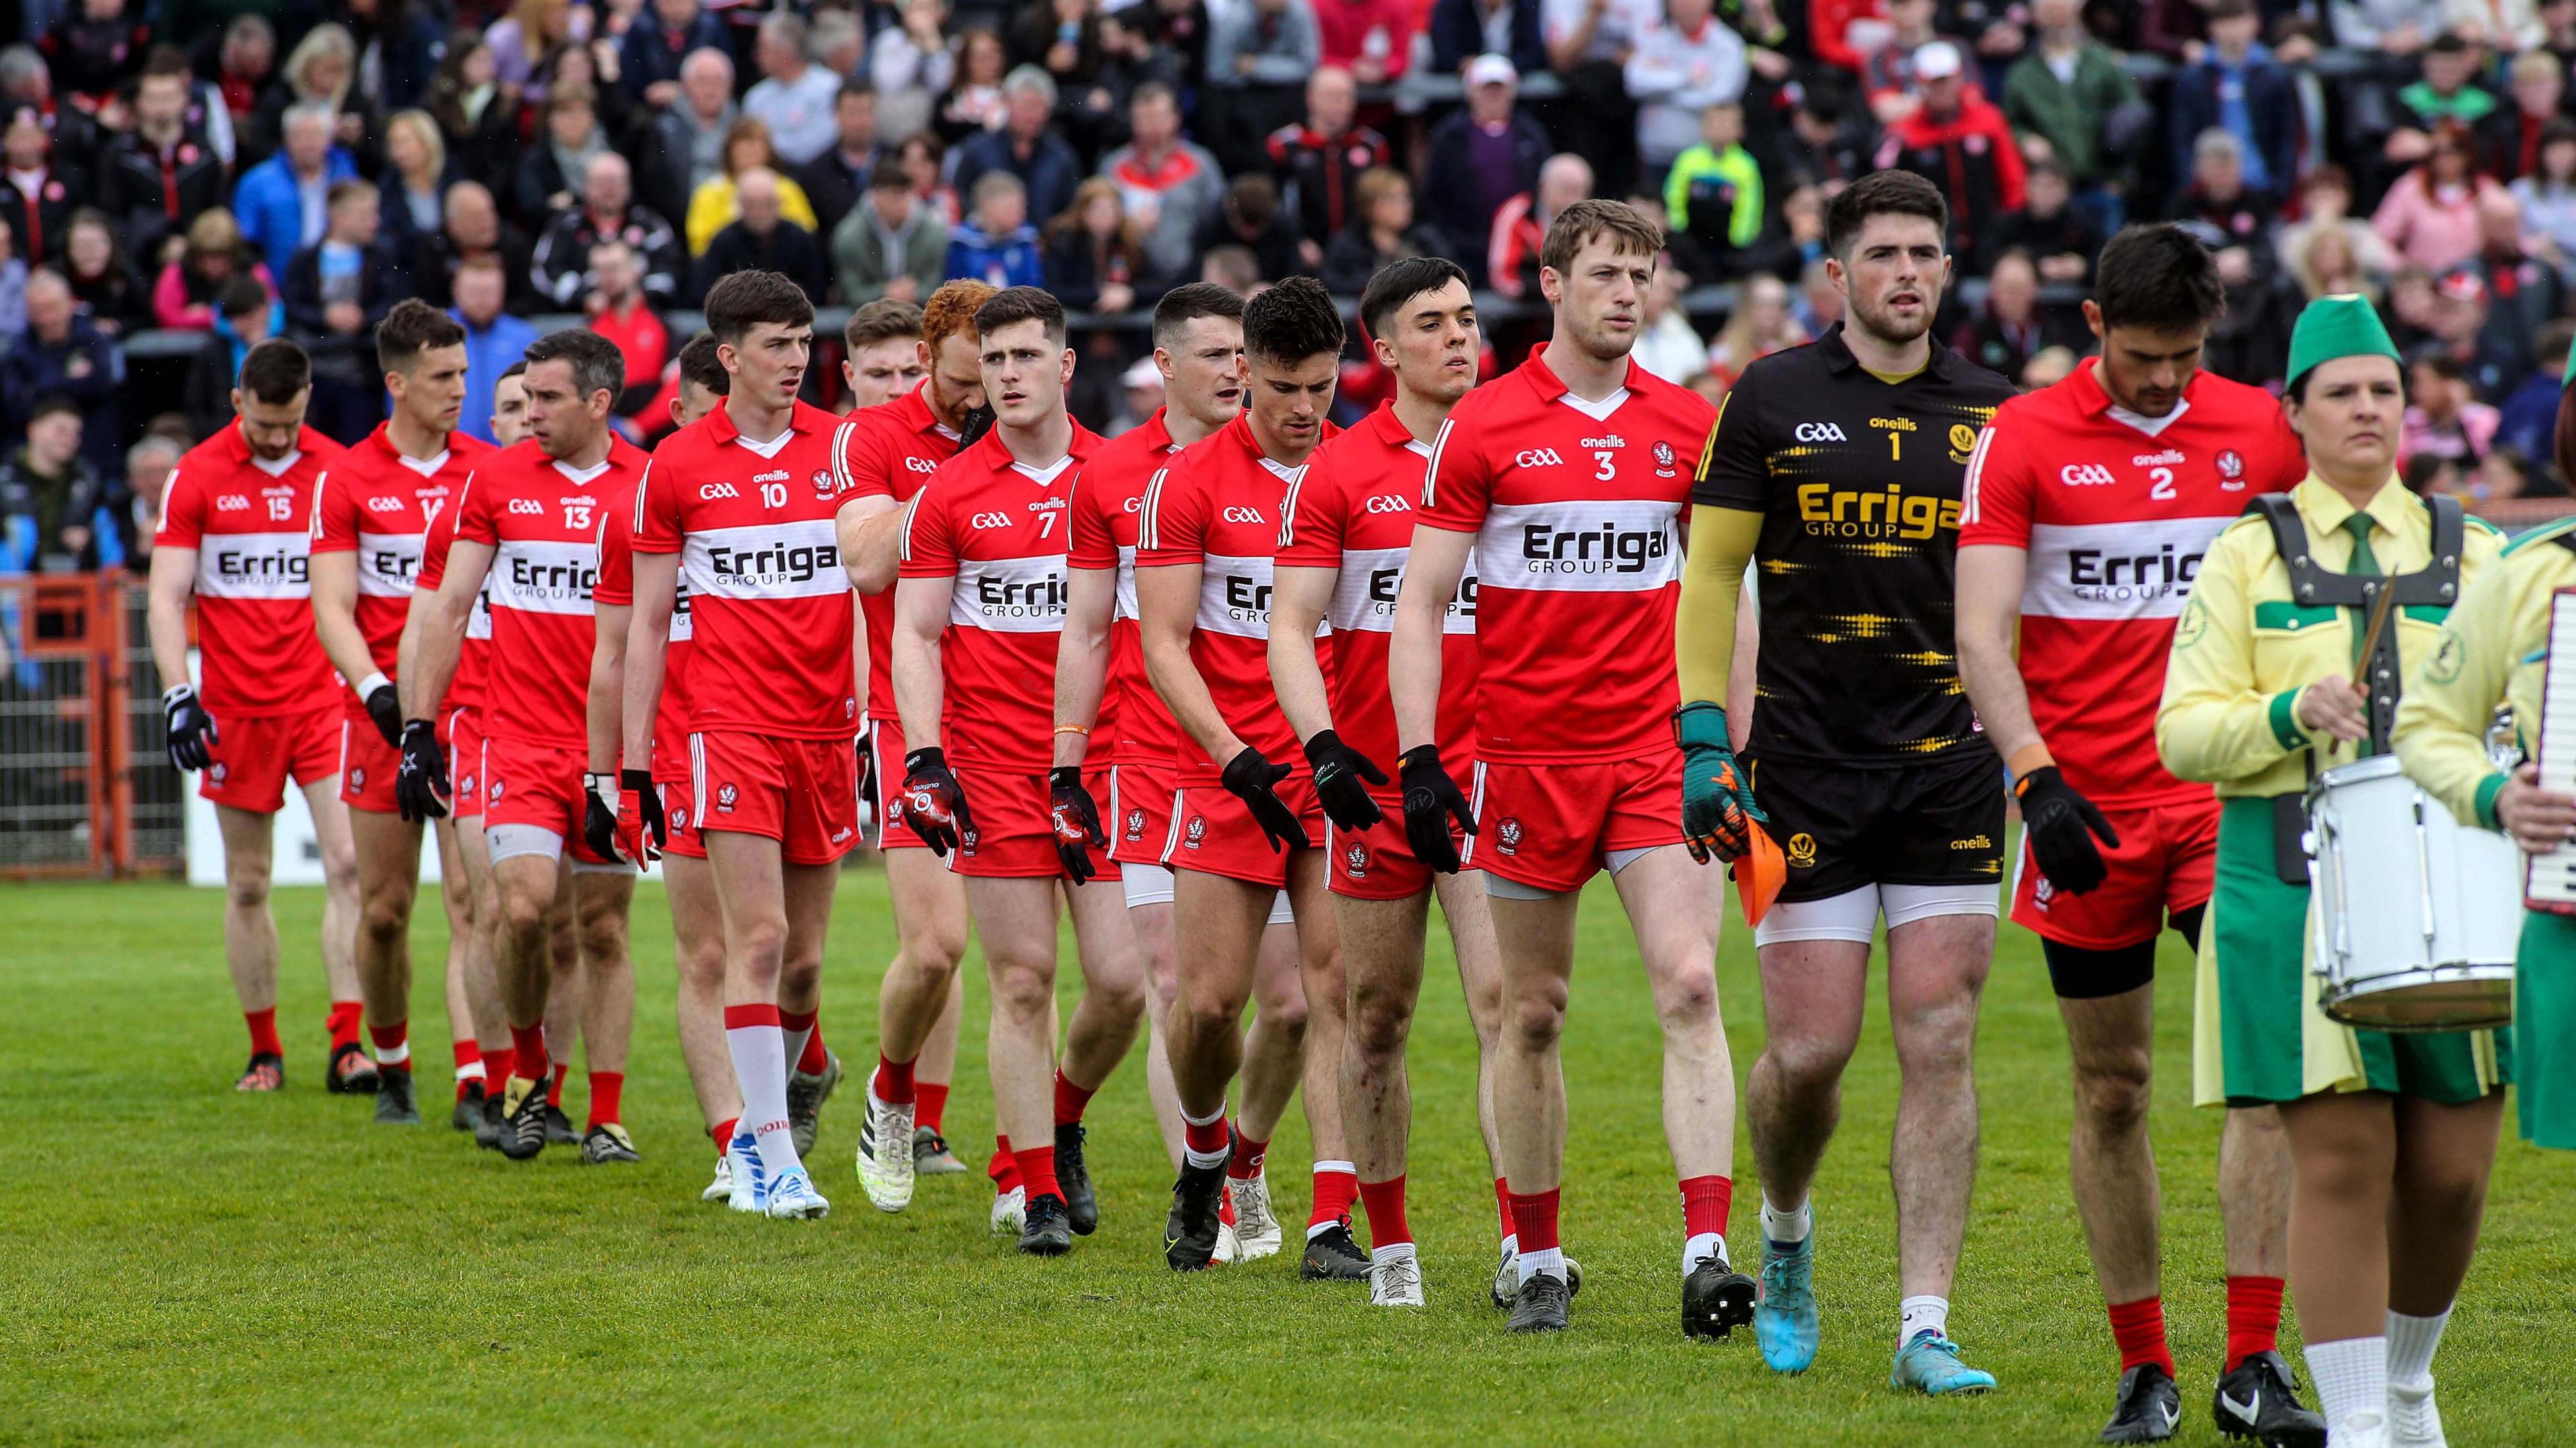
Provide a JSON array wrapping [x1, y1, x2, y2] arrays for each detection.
[[1277, 402, 1479, 774], [634, 398, 859, 742], [835, 380, 963, 724], [414, 494, 494, 716], [154, 424, 343, 716], [1419, 354, 1714, 764], [309, 424, 492, 714], [1136, 411, 1335, 783], [1960, 360, 2306, 805], [591, 500, 694, 776], [454, 436, 650, 747], [1069, 409, 1197, 767], [897, 421, 1106, 771]]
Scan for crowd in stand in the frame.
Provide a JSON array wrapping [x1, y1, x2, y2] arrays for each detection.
[[7, 0, 2576, 573]]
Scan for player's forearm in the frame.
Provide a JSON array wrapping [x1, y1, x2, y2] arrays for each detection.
[[837, 501, 896, 594], [1142, 627, 1241, 766], [1675, 506, 1762, 706], [401, 590, 470, 719], [851, 510, 905, 596], [851, 600, 869, 731], [309, 563, 376, 691], [394, 592, 431, 706], [1051, 577, 1114, 768], [619, 622, 668, 771], [588, 602, 631, 775], [1387, 589, 1445, 753], [892, 626, 946, 750], [1268, 625, 1334, 743], [145, 554, 196, 694], [1954, 545, 2041, 771]]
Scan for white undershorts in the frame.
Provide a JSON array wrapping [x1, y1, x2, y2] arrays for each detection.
[[1121, 862, 1293, 924], [1753, 881, 1998, 948]]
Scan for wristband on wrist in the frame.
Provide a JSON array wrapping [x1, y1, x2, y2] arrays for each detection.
[[619, 767, 653, 792], [358, 671, 392, 698], [584, 771, 616, 799], [163, 683, 193, 706], [1053, 724, 1090, 736], [2004, 743, 2053, 783]]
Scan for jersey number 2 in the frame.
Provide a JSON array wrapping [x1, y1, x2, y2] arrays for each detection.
[[2148, 466, 2176, 500]]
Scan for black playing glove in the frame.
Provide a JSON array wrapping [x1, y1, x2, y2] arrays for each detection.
[[1303, 728, 1388, 832], [1049, 765, 1108, 884], [902, 746, 974, 856], [582, 773, 623, 864], [1397, 744, 1477, 875], [2015, 765, 2120, 897], [395, 718, 451, 822], [163, 684, 218, 773], [361, 675, 402, 747], [1221, 746, 1311, 853]]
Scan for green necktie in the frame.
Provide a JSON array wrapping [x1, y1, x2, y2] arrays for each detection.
[[2343, 512, 2383, 749]]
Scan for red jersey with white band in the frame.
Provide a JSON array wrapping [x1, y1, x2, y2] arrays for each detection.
[[414, 495, 494, 714], [898, 421, 1106, 770], [1277, 402, 1479, 772], [1069, 408, 1195, 767], [1136, 411, 1335, 785], [836, 382, 962, 724], [1419, 355, 1713, 764], [154, 424, 343, 716], [591, 503, 694, 777], [1959, 360, 2305, 806], [309, 424, 492, 712], [454, 436, 649, 746], [634, 398, 859, 740]]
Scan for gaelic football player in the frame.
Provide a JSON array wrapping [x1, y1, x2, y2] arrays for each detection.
[[844, 298, 932, 410], [148, 339, 369, 1095]]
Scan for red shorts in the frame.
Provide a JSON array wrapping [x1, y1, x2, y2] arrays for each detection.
[[1109, 760, 1177, 867], [949, 763, 1122, 881], [2010, 793, 2219, 950], [1474, 753, 1684, 893], [338, 714, 402, 814], [865, 718, 931, 852], [482, 734, 617, 865], [659, 779, 707, 860], [442, 706, 484, 820], [1161, 775, 1327, 890], [1326, 785, 1481, 901], [691, 730, 859, 866], [199, 706, 339, 815]]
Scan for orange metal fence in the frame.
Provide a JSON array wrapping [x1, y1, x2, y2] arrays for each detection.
[[0, 576, 181, 877]]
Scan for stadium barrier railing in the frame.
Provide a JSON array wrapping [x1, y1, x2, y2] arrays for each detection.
[[0, 574, 150, 877]]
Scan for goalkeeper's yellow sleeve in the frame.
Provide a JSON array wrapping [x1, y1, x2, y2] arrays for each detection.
[[1676, 506, 1764, 708]]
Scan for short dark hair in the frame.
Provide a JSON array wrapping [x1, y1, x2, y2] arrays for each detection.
[[1241, 275, 1344, 366], [845, 297, 923, 351], [27, 392, 78, 426], [523, 326, 624, 400], [1824, 169, 1949, 259], [140, 45, 189, 83], [2093, 224, 2227, 334], [499, 359, 527, 384], [676, 332, 729, 396], [1538, 199, 1664, 277], [238, 338, 311, 404], [376, 297, 466, 376], [974, 285, 1066, 346], [1131, 78, 1178, 114], [1358, 256, 1470, 341], [217, 273, 268, 321], [838, 77, 873, 103], [325, 177, 371, 210], [1151, 282, 1245, 349], [702, 268, 815, 345]]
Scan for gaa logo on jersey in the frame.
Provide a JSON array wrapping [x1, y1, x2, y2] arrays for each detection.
[[1652, 441, 1676, 478], [1124, 805, 1146, 842], [1495, 818, 1523, 856], [2216, 449, 2247, 490], [1514, 449, 1565, 469], [717, 783, 739, 813], [1343, 842, 1369, 879], [1184, 815, 1208, 849], [2059, 464, 2118, 488]]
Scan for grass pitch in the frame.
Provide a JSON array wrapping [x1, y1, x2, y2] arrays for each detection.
[[3, 869, 2571, 1446]]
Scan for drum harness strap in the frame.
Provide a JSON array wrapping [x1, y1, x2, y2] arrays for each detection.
[[2247, 492, 2465, 758]]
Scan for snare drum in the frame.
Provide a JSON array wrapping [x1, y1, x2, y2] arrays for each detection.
[[2306, 755, 2518, 1032]]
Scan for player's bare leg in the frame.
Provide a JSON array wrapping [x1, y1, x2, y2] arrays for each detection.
[[572, 868, 638, 1160], [542, 886, 585, 1142], [2061, 985, 2162, 1307], [305, 779, 368, 1089], [667, 852, 743, 1192], [1162, 869, 1273, 1270], [1226, 920, 1307, 1258], [1486, 885, 1580, 1317], [1134, 900, 1187, 1166], [1884, 913, 1990, 1342], [914, 967, 965, 1170], [1055, 875, 1144, 1238], [861, 847, 969, 1209], [1275, 854, 1366, 1280], [447, 814, 513, 1142], [432, 820, 488, 1124], [1433, 872, 1509, 1173], [347, 807, 425, 1121], [708, 829, 835, 1216], [488, 845, 568, 1159], [214, 803, 290, 1089]]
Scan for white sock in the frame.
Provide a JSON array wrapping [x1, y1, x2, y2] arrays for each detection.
[[1900, 1295, 1950, 1346], [2306, 1335, 2388, 1435], [455, 1060, 486, 1083], [1682, 1231, 1729, 1276], [1762, 1194, 1812, 1245], [726, 1019, 804, 1180], [1517, 1245, 1564, 1286], [375, 1040, 411, 1068], [2385, 1307, 2449, 1390], [1499, 1232, 1519, 1259], [1371, 1240, 1417, 1267], [1181, 1101, 1230, 1171]]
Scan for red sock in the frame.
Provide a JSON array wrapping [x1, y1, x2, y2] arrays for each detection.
[[874, 1053, 916, 1105], [1680, 1174, 1733, 1239], [508, 1025, 547, 1082], [588, 1071, 623, 1129], [713, 1117, 739, 1150], [1183, 1113, 1230, 1160], [1219, 1185, 1238, 1227], [1053, 1068, 1096, 1127], [244, 1007, 282, 1058], [1015, 1144, 1063, 1201], [1228, 1131, 1268, 1181], [1358, 1175, 1410, 1247], [988, 1135, 1024, 1193], [1509, 1188, 1562, 1254], [1309, 1164, 1357, 1231], [547, 1062, 568, 1107], [326, 999, 364, 1050], [917, 1081, 949, 1133], [2225, 1276, 2286, 1372], [2108, 1295, 2178, 1376], [1496, 1178, 1515, 1241], [452, 1040, 482, 1072], [483, 1045, 514, 1089], [367, 1021, 409, 1061], [796, 1020, 829, 1075]]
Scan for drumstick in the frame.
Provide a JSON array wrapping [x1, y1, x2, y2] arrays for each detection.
[[2351, 577, 2401, 689]]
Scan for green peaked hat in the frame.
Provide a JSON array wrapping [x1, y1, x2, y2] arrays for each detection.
[[2286, 294, 2401, 394]]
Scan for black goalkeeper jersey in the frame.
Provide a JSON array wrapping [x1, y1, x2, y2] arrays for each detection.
[[1693, 322, 2016, 768]]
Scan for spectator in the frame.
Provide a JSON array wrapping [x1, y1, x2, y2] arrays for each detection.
[[1663, 101, 1763, 272], [1631, 263, 1708, 383], [0, 109, 73, 266], [1313, 0, 1415, 82], [690, 167, 828, 304], [1860, 0, 1968, 126], [2393, 34, 2506, 158], [1487, 152, 1593, 300], [2161, 0, 2295, 202], [1083, 0, 1183, 148], [184, 275, 274, 439], [534, 154, 684, 309], [1990, 156, 2102, 286], [2465, 185, 2565, 378], [449, 258, 537, 445], [2375, 119, 2512, 272], [350, 0, 447, 115], [1205, 0, 1322, 172], [622, 0, 726, 111], [1042, 176, 1146, 311], [62, 209, 148, 335], [170, 42, 239, 171], [642, 49, 738, 225], [1792, 252, 1842, 334], [0, 396, 107, 570], [1006, 0, 1104, 99], [1951, 249, 2085, 378], [152, 209, 272, 330], [431, 35, 519, 190], [2403, 347, 2500, 464], [953, 66, 1085, 226], [1874, 42, 2024, 272], [896, 130, 963, 225], [939, 30, 1013, 141], [813, 11, 867, 87], [1429, 0, 1548, 76], [1624, 0, 1750, 176], [2495, 317, 2573, 463], [5, 270, 122, 477], [417, 180, 542, 313], [1106, 80, 1228, 284], [684, 118, 822, 257], [120, 433, 181, 565], [2512, 119, 2576, 260], [1705, 272, 1806, 384], [1549, 0, 1663, 197], [1192, 171, 1303, 281], [2490, 49, 2567, 182], [798, 82, 886, 244], [1420, 54, 1550, 286], [0, 218, 28, 339], [95, 54, 225, 264], [1777, 80, 1876, 193], [233, 104, 356, 272], [584, 238, 668, 416], [516, 83, 613, 225], [1200, 243, 1261, 295], [2277, 165, 2401, 290], [282, 180, 402, 443], [945, 170, 1046, 286], [1265, 68, 1383, 273], [2291, 221, 2385, 302], [246, 23, 374, 177], [2546, 0, 2576, 69], [1320, 166, 1458, 292], [835, 164, 951, 305], [378, 109, 449, 256], [875, 0, 960, 141], [2330, 0, 2444, 54], [209, 15, 278, 127], [744, 12, 843, 168], [40, 0, 151, 111], [1110, 351, 1163, 435], [545, 43, 640, 162], [486, 0, 586, 106]]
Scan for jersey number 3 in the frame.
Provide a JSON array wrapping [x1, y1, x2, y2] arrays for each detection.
[[1593, 450, 1615, 481]]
